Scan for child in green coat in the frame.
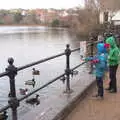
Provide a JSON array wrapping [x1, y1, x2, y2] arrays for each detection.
[[106, 36, 120, 93]]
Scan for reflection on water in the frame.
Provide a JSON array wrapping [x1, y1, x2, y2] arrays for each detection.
[[0, 26, 83, 118]]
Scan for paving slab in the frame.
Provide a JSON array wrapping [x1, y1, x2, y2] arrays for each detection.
[[65, 66, 120, 120]]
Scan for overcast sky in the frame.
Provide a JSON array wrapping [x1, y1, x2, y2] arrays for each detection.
[[0, 0, 84, 9]]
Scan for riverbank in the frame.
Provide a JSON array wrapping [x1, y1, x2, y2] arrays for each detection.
[[0, 24, 47, 27], [0, 24, 90, 39], [0, 24, 70, 28]]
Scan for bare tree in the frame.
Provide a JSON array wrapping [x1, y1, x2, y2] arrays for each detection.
[[98, 0, 120, 23], [85, 0, 100, 10], [69, 0, 100, 37], [99, 0, 120, 11]]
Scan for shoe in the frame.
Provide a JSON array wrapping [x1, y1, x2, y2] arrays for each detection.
[[109, 89, 117, 93], [105, 87, 111, 91], [92, 94, 99, 97], [99, 96, 104, 100], [92, 95, 104, 100]]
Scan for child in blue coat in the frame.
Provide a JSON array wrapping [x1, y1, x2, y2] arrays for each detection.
[[85, 43, 107, 99]]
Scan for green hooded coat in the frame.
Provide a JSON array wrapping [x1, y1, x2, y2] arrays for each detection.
[[106, 36, 120, 66]]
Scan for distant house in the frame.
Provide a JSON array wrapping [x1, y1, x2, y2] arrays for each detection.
[[99, 10, 120, 25], [59, 10, 69, 17], [112, 11, 120, 25], [47, 9, 59, 24], [35, 9, 48, 23], [21, 10, 27, 16]]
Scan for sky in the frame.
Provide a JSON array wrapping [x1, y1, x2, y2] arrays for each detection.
[[0, 0, 84, 9]]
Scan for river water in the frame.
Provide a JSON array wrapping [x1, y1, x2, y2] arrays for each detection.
[[0, 26, 86, 118]]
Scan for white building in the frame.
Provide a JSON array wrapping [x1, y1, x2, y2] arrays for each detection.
[[112, 11, 120, 25], [99, 10, 120, 25]]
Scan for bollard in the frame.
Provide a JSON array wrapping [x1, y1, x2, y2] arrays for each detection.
[[6, 57, 19, 120], [65, 44, 71, 93]]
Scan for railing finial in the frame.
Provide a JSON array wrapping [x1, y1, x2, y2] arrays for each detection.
[[8, 57, 14, 65], [66, 44, 70, 48]]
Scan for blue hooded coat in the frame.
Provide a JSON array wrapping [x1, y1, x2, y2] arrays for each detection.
[[86, 43, 107, 77], [95, 43, 107, 77]]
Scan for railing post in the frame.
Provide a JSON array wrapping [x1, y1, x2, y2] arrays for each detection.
[[6, 57, 19, 120], [65, 44, 71, 93]]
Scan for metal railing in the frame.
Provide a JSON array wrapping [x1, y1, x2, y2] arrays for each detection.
[[0, 42, 97, 120]]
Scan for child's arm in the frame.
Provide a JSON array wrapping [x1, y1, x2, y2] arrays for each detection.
[[84, 56, 97, 61], [84, 56, 99, 64]]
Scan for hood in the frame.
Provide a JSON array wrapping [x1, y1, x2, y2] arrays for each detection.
[[97, 43, 106, 53], [106, 36, 117, 48]]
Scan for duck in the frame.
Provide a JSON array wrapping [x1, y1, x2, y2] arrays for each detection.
[[32, 68, 40, 75], [60, 76, 66, 84], [25, 78, 36, 88], [8, 92, 12, 97], [25, 94, 40, 105], [19, 88, 28, 95], [73, 70, 79, 75], [0, 111, 8, 120]]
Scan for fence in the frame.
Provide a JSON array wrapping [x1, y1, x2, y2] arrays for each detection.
[[0, 42, 97, 120]]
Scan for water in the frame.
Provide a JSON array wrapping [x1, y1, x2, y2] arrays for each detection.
[[0, 26, 85, 118]]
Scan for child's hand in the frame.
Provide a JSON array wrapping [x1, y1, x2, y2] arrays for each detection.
[[91, 59, 99, 64]]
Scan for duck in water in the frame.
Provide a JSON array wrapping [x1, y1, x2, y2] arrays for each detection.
[[19, 88, 28, 95], [25, 78, 36, 88], [26, 94, 40, 106], [0, 111, 8, 120], [32, 68, 40, 75], [8, 92, 11, 97]]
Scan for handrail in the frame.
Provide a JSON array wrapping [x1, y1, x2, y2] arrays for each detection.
[[0, 105, 10, 113], [0, 41, 96, 120], [18, 52, 65, 71], [18, 73, 66, 101], [0, 72, 7, 78], [0, 41, 98, 78], [0, 61, 87, 113], [71, 61, 87, 71], [71, 47, 80, 52]]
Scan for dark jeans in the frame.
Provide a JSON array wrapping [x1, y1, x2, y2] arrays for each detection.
[[109, 65, 118, 92], [96, 77, 103, 97]]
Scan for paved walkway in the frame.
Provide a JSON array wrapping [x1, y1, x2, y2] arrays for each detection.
[[65, 66, 120, 120]]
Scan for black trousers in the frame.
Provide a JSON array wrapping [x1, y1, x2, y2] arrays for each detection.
[[96, 77, 103, 97], [109, 65, 118, 92]]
